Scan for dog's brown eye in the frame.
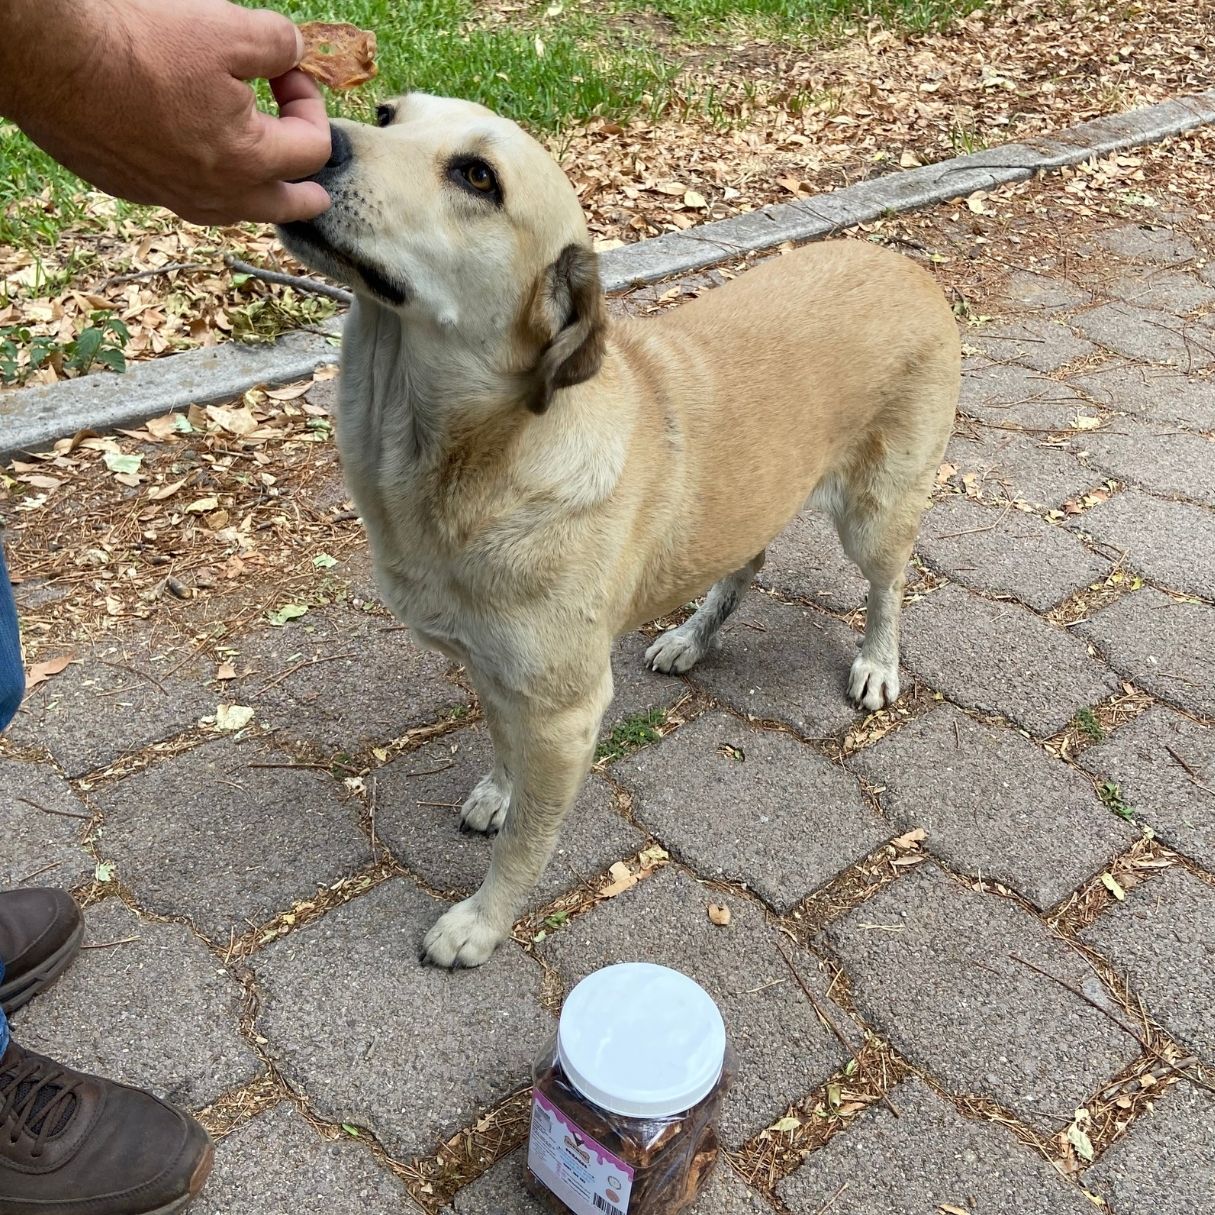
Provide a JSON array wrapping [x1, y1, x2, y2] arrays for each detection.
[[463, 161, 496, 192], [375, 104, 395, 128]]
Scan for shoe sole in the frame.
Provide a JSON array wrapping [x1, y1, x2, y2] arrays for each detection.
[[142, 1140, 216, 1215], [0, 919, 86, 1016]]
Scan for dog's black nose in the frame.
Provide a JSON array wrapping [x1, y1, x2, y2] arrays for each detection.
[[325, 123, 353, 171]]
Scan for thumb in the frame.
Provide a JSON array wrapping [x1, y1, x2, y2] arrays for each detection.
[[229, 6, 305, 81]]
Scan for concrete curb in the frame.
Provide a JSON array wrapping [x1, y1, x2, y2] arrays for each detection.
[[3, 88, 1214, 461]]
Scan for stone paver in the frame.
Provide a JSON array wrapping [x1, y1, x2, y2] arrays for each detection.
[[373, 727, 644, 908], [918, 495, 1109, 611], [689, 595, 864, 738], [901, 584, 1120, 737], [1084, 1080, 1215, 1215], [850, 703, 1132, 908], [778, 1077, 1092, 1215], [1112, 268, 1215, 315], [1071, 302, 1214, 368], [959, 362, 1092, 430], [943, 427, 1097, 509], [93, 739, 371, 942], [757, 510, 869, 613], [253, 878, 552, 1161], [454, 1149, 774, 1215], [999, 269, 1090, 311], [5, 630, 216, 777], [970, 321, 1097, 374], [1070, 364, 1215, 428], [1089, 223, 1199, 265], [16, 898, 258, 1108], [823, 864, 1141, 1130], [617, 712, 887, 911], [542, 867, 853, 1146], [607, 631, 691, 733], [1080, 708, 1214, 869], [0, 758, 93, 888], [1081, 866, 1215, 1062], [229, 605, 469, 756], [1076, 489, 1215, 600], [1072, 417, 1215, 506], [195, 1103, 419, 1215], [1078, 589, 1215, 716]]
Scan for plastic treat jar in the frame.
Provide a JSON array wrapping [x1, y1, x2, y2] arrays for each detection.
[[527, 962, 732, 1215]]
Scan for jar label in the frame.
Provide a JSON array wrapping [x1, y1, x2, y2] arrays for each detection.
[[528, 1087, 635, 1215]]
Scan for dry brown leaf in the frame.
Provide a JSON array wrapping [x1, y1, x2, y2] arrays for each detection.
[[600, 861, 638, 898], [892, 827, 927, 849], [707, 903, 731, 926], [216, 662, 237, 681], [25, 655, 73, 691]]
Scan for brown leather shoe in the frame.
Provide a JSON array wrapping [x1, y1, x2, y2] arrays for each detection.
[[0, 890, 84, 1017], [0, 1038, 214, 1214]]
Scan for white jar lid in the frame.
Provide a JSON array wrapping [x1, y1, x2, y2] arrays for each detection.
[[557, 962, 726, 1120]]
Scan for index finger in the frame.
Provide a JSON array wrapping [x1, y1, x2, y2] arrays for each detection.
[[271, 68, 329, 130]]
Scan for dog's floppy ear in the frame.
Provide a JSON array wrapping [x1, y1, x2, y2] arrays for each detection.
[[528, 243, 606, 414]]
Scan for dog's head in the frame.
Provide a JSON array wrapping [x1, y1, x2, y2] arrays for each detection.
[[278, 93, 605, 412]]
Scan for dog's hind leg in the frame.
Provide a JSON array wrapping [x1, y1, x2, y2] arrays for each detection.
[[645, 551, 765, 675], [831, 468, 934, 711], [421, 662, 613, 968]]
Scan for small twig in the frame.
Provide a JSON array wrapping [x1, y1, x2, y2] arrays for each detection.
[[247, 761, 348, 774], [258, 651, 358, 693], [18, 861, 62, 882], [82, 936, 140, 950], [813, 1180, 850, 1215], [401, 761, 455, 779], [94, 657, 167, 695], [103, 262, 205, 287], [416, 800, 460, 809], [224, 255, 353, 304], [777, 945, 900, 1118], [16, 795, 90, 821], [1165, 744, 1214, 798]]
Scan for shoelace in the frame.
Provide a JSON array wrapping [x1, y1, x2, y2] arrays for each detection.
[[0, 1053, 83, 1157]]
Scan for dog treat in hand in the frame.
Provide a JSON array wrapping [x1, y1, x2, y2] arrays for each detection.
[[297, 21, 379, 90], [527, 964, 732, 1215]]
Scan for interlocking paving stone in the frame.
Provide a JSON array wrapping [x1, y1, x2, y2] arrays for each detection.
[[16, 898, 258, 1108], [1076, 489, 1215, 600], [93, 739, 371, 942], [453, 1149, 775, 1214], [541, 867, 852, 1146], [1083, 1080, 1215, 1215], [1112, 268, 1215, 314], [1089, 223, 1199, 266], [0, 758, 93, 889], [229, 605, 469, 755], [999, 270, 1091, 312], [757, 510, 869, 613], [194, 1103, 419, 1215], [1071, 303, 1213, 368], [607, 631, 692, 733], [1072, 417, 1215, 506], [5, 630, 216, 778], [1069, 365, 1215, 428], [373, 727, 644, 907], [969, 321, 1097, 374], [943, 427, 1097, 510], [253, 878, 552, 1161], [850, 703, 1132, 908], [616, 712, 887, 911], [1079, 708, 1214, 868], [689, 595, 864, 738], [777, 1076, 1092, 1215], [901, 585, 1119, 737], [918, 495, 1109, 612], [959, 362, 1092, 430], [822, 864, 1141, 1131], [1077, 589, 1215, 716], [1081, 866, 1215, 1061]]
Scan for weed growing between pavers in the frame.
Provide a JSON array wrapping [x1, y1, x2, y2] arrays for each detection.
[[595, 706, 671, 763]]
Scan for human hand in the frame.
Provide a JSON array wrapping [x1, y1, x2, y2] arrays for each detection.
[[1, 0, 332, 226]]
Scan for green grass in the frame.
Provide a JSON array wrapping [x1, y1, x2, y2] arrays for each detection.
[[1073, 707, 1105, 742], [596, 707, 669, 763], [1098, 780, 1135, 822]]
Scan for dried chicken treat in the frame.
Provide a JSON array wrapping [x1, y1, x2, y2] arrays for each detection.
[[297, 21, 378, 91]]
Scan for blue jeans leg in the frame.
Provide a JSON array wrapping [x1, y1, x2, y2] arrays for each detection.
[[1, 537, 25, 1057]]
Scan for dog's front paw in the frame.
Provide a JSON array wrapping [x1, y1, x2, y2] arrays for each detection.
[[460, 774, 510, 835], [420, 898, 506, 969], [645, 625, 716, 675], [849, 653, 901, 711]]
